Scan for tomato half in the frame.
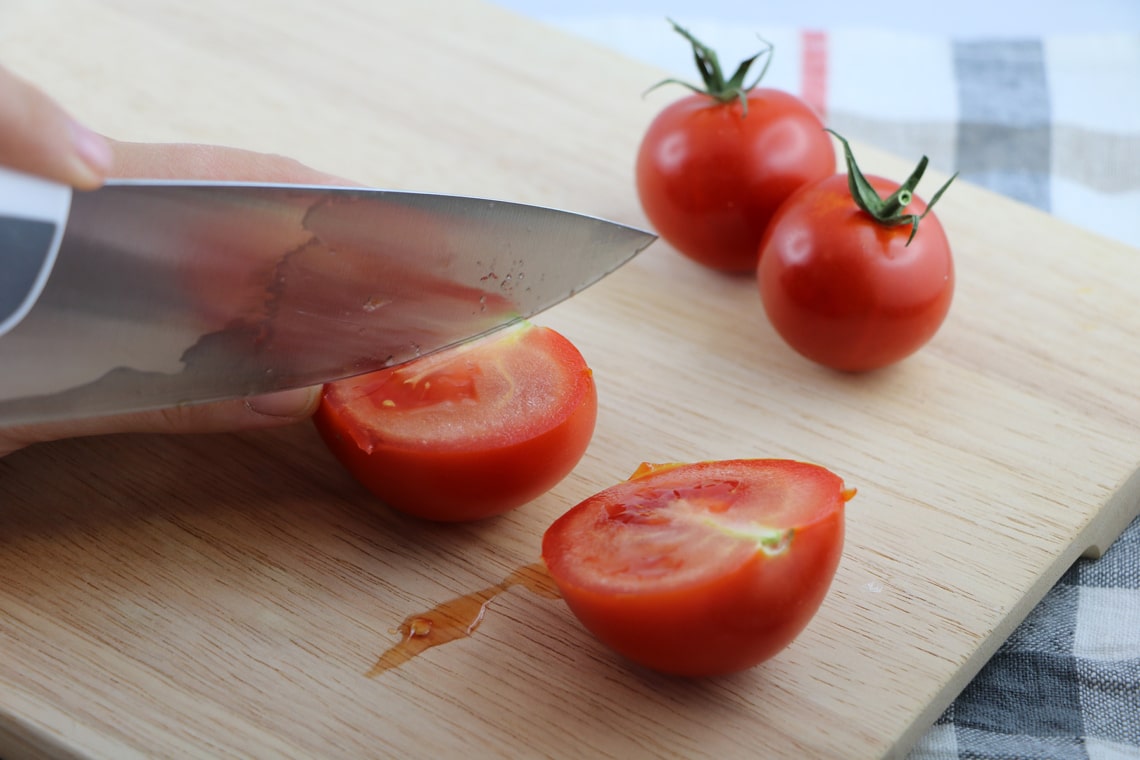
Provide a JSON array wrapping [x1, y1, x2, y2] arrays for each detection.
[[314, 323, 598, 522], [542, 459, 852, 677], [758, 173, 955, 372], [636, 89, 835, 273]]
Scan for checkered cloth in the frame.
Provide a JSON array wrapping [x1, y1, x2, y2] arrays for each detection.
[[911, 515, 1140, 760], [532, 16, 1140, 757], [547, 19, 1140, 251]]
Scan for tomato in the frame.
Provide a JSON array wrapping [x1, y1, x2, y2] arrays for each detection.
[[758, 133, 956, 372], [635, 22, 835, 273], [542, 459, 853, 677], [314, 323, 597, 522]]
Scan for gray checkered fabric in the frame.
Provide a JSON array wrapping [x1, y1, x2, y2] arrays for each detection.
[[952, 40, 1053, 210], [910, 515, 1140, 759]]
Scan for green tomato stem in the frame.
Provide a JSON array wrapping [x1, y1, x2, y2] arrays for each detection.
[[826, 128, 958, 246], [644, 19, 773, 115]]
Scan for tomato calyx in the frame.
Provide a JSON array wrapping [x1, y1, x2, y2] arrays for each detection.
[[827, 129, 958, 245], [645, 19, 773, 114]]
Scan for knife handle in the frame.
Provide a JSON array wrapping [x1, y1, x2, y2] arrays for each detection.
[[0, 166, 72, 337]]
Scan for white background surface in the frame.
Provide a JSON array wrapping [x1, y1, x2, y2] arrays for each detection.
[[496, 1, 1140, 37], [494, 1, 1140, 94]]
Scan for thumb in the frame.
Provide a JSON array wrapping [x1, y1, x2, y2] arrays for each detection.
[[0, 387, 321, 458], [0, 64, 113, 189]]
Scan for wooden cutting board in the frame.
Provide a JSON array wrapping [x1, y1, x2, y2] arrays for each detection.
[[2, 1, 1138, 757]]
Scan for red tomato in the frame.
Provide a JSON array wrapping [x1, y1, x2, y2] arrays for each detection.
[[314, 323, 597, 522], [542, 459, 853, 677], [637, 91, 835, 273], [635, 22, 835, 273], [758, 136, 956, 372]]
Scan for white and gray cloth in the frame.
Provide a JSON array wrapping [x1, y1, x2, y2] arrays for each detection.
[[541, 19, 1140, 252], [914, 517, 1140, 759], [816, 31, 1140, 251], [512, 14, 1140, 758]]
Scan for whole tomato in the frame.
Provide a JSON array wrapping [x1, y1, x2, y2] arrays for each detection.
[[636, 21, 835, 273], [758, 132, 957, 372]]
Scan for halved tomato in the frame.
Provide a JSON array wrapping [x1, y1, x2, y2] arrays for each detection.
[[314, 322, 597, 521], [542, 459, 852, 676]]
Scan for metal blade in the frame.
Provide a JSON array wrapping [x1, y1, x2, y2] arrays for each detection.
[[0, 181, 654, 424]]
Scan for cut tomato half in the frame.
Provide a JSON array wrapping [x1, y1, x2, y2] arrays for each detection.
[[542, 459, 852, 676], [315, 323, 598, 521]]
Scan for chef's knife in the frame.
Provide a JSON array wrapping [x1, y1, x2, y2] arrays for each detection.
[[0, 167, 654, 425]]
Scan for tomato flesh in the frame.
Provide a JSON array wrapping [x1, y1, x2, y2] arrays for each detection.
[[315, 323, 597, 521], [758, 173, 955, 371], [542, 459, 851, 676]]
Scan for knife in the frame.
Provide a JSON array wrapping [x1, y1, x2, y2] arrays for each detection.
[[0, 167, 654, 425]]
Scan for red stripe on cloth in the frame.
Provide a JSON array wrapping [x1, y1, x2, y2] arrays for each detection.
[[800, 30, 828, 120]]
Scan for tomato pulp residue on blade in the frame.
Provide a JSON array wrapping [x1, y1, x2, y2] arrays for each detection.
[[367, 561, 559, 677]]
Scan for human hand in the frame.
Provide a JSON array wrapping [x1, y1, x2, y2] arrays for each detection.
[[0, 63, 113, 189], [0, 65, 337, 457]]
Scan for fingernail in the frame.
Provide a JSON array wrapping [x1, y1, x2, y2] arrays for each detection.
[[69, 119, 113, 177], [245, 386, 321, 419]]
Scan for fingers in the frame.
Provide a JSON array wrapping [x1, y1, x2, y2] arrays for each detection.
[[0, 64, 112, 189], [0, 114, 351, 457], [0, 386, 321, 458], [0, 142, 348, 456], [108, 141, 352, 185]]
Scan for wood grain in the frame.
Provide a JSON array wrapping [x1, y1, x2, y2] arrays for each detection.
[[2, 1, 1139, 757]]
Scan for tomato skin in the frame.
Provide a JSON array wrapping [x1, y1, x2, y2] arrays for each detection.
[[542, 460, 850, 677], [636, 89, 835, 273], [758, 173, 955, 372], [314, 325, 597, 522]]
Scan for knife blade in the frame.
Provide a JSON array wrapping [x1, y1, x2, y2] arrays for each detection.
[[0, 167, 654, 425]]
